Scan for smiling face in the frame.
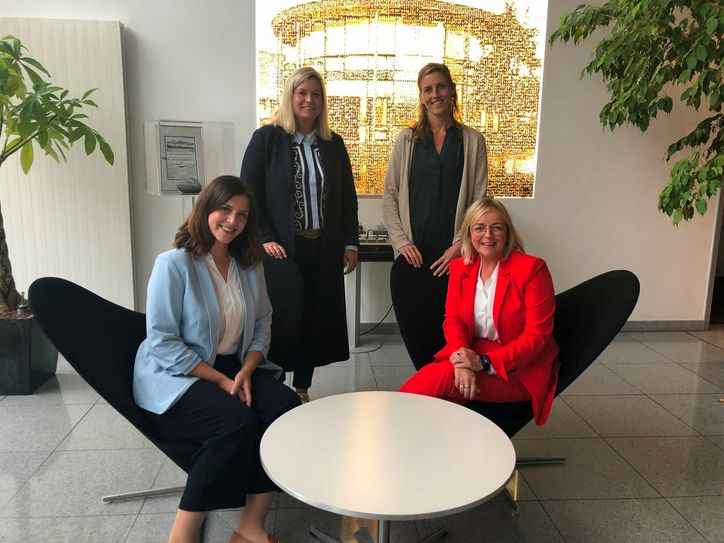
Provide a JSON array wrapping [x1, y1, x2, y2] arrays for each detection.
[[419, 71, 454, 122], [292, 77, 323, 133], [207, 195, 250, 248], [470, 209, 508, 263]]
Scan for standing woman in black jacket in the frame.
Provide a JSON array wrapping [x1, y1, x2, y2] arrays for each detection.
[[241, 66, 359, 403]]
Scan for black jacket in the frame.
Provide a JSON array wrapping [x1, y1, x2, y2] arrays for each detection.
[[240, 124, 358, 256], [241, 124, 359, 366]]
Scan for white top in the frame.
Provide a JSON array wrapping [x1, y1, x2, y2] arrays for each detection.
[[260, 391, 515, 521], [204, 254, 244, 354], [473, 261, 500, 341]]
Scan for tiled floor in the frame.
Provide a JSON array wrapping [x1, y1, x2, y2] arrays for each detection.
[[0, 331, 722, 542]]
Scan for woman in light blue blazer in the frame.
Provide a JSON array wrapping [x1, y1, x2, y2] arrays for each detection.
[[134, 176, 300, 543]]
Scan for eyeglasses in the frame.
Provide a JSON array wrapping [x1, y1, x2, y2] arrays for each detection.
[[471, 224, 507, 236]]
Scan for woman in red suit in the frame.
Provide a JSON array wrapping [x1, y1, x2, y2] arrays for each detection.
[[399, 197, 559, 425]]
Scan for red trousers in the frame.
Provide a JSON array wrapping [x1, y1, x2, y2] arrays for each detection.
[[399, 360, 531, 405]]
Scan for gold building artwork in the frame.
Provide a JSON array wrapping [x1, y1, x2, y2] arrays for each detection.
[[256, 0, 546, 197]]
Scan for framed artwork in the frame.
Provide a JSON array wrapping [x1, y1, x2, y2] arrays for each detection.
[[256, 0, 548, 197], [158, 122, 206, 195]]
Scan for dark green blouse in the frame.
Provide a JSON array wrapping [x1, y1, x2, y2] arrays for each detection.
[[409, 123, 464, 256]]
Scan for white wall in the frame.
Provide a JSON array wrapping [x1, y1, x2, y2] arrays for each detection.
[[0, 0, 717, 326], [530, 0, 716, 324]]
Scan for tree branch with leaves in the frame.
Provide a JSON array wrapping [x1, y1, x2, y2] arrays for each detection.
[[549, 0, 723, 225], [0, 35, 114, 312]]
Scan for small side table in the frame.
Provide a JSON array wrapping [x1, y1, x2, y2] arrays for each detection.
[[344, 242, 394, 353], [260, 391, 516, 543]]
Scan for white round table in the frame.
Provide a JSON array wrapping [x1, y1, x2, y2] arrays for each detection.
[[260, 391, 515, 543]]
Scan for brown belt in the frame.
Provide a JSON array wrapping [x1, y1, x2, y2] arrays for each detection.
[[295, 229, 321, 240]]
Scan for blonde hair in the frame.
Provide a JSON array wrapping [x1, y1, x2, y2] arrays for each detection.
[[270, 66, 332, 141], [459, 197, 524, 264], [411, 63, 462, 143]]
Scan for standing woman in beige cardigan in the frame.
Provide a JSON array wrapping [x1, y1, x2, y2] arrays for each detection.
[[383, 62, 488, 370]]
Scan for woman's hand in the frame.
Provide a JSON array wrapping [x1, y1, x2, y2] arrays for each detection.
[[191, 360, 253, 406], [218, 376, 236, 395], [451, 347, 482, 372], [263, 241, 287, 259], [429, 240, 462, 277], [344, 249, 358, 275], [190, 361, 246, 399], [453, 367, 478, 400], [399, 243, 423, 268], [230, 369, 253, 407]]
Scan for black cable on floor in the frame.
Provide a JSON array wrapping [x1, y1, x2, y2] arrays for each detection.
[[360, 303, 393, 336]]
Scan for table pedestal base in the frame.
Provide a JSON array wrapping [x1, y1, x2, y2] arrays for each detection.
[[309, 520, 447, 543], [309, 526, 340, 543], [378, 519, 390, 542], [418, 525, 447, 543]]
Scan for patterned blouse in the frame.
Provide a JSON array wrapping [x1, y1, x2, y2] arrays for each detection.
[[291, 131, 326, 231]]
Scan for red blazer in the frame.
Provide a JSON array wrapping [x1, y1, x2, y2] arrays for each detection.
[[435, 251, 560, 425]]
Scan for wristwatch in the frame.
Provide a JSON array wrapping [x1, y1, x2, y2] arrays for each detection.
[[478, 354, 492, 374]]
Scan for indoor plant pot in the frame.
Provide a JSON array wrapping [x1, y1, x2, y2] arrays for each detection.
[[0, 314, 57, 394]]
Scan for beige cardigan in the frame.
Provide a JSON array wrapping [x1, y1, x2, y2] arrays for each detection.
[[382, 125, 488, 254]]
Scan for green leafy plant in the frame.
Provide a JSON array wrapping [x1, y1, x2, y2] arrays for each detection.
[[549, 0, 723, 225], [0, 35, 114, 312]]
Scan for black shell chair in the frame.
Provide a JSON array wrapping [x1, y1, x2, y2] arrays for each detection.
[[28, 277, 193, 503], [28, 265, 307, 505], [393, 269, 639, 517], [393, 269, 640, 434], [467, 270, 640, 435]]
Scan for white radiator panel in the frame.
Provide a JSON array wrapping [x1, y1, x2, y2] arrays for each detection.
[[0, 17, 133, 308]]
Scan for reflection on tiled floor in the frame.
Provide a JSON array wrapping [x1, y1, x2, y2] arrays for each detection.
[[0, 332, 721, 542]]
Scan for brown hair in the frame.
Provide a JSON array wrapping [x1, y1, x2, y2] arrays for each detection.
[[174, 175, 263, 267], [459, 197, 525, 264], [411, 63, 462, 143]]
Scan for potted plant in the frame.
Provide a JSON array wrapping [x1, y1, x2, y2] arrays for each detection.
[[549, 1, 723, 225], [0, 35, 114, 394]]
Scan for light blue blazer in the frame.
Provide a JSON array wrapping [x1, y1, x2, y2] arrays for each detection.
[[133, 249, 282, 414]]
